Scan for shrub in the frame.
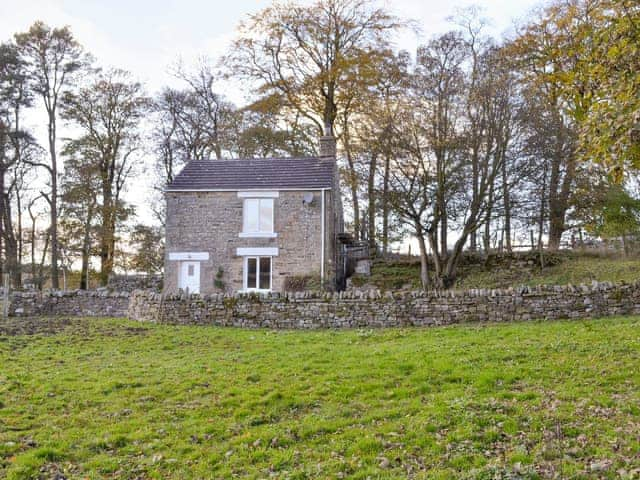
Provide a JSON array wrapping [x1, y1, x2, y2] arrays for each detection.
[[284, 274, 321, 292]]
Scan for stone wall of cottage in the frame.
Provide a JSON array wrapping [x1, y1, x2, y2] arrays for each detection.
[[10, 290, 130, 317], [165, 190, 334, 294], [128, 281, 640, 328]]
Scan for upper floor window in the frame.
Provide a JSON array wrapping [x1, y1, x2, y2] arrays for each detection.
[[243, 198, 274, 235], [238, 191, 278, 238]]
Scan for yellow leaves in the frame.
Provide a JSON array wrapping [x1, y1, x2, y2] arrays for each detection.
[[514, 0, 640, 174]]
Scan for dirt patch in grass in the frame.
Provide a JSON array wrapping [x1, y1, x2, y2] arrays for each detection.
[[0, 317, 148, 337], [0, 317, 75, 337]]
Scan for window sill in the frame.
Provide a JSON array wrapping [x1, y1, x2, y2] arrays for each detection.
[[239, 232, 277, 238], [239, 289, 272, 294]]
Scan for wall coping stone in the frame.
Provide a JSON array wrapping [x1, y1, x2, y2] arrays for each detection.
[[131, 279, 631, 303]]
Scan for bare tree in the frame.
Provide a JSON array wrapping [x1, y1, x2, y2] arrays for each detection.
[[62, 68, 149, 285], [15, 22, 88, 288]]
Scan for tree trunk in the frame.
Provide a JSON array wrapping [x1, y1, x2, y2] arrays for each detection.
[[538, 164, 547, 268], [39, 231, 50, 291], [381, 153, 391, 256], [100, 189, 114, 286], [547, 133, 575, 251], [367, 153, 377, 256], [48, 112, 59, 289], [483, 183, 495, 255], [29, 215, 36, 288], [3, 191, 20, 288], [438, 200, 447, 263], [548, 212, 564, 250], [80, 205, 93, 289], [16, 187, 23, 287], [341, 117, 360, 240], [427, 231, 442, 283], [0, 161, 4, 280], [502, 159, 512, 252], [470, 148, 479, 252], [547, 150, 564, 250], [416, 224, 430, 289]]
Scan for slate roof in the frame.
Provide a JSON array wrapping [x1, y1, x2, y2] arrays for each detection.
[[166, 157, 335, 191]]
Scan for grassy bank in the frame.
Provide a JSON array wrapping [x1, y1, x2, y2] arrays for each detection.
[[356, 252, 640, 290]]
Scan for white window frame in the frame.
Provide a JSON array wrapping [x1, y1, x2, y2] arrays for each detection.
[[237, 247, 279, 256], [168, 252, 209, 261], [240, 197, 277, 238], [237, 191, 279, 198], [242, 256, 272, 292]]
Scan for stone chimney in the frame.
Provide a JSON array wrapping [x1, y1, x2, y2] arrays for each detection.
[[318, 123, 336, 159]]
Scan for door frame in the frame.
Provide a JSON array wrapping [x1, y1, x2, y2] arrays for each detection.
[[179, 260, 201, 294]]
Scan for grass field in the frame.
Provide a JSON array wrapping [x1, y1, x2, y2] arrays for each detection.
[[1, 317, 639, 479]]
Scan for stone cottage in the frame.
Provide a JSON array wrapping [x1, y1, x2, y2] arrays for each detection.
[[164, 134, 344, 294]]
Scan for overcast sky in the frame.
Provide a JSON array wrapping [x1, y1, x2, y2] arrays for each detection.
[[0, 0, 544, 229], [1, 0, 543, 99]]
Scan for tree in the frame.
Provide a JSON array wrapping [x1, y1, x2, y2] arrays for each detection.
[[226, 0, 402, 134], [25, 193, 49, 289], [151, 61, 239, 216], [412, 32, 467, 286], [158, 61, 237, 162], [386, 29, 519, 288], [345, 50, 410, 255], [576, 0, 640, 174], [129, 224, 164, 275], [59, 154, 100, 289], [227, 0, 403, 240], [15, 22, 88, 288], [387, 125, 437, 288], [230, 100, 317, 158], [0, 41, 33, 286], [62, 68, 149, 285], [509, 1, 612, 249], [586, 185, 640, 255]]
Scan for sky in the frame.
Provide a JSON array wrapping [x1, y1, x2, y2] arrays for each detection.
[[1, 0, 544, 100], [0, 0, 544, 234]]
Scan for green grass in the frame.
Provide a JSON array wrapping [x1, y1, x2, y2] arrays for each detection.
[[1, 317, 639, 479], [358, 253, 640, 290], [458, 255, 640, 290]]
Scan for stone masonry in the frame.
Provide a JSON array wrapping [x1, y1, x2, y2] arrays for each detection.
[[10, 290, 130, 317], [164, 189, 338, 294], [128, 280, 640, 328]]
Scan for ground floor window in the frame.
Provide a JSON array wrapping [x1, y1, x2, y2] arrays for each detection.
[[244, 256, 272, 292]]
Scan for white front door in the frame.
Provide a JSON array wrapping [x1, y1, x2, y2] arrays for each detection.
[[179, 261, 201, 294]]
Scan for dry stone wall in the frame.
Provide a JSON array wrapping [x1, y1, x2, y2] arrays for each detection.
[[127, 281, 640, 328], [7, 281, 640, 327], [108, 274, 162, 292], [10, 290, 130, 317]]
